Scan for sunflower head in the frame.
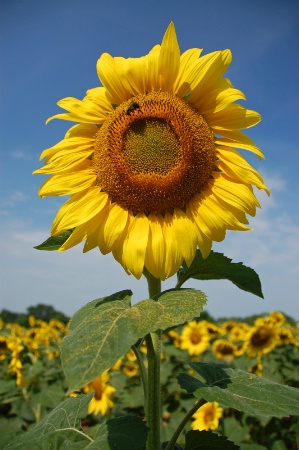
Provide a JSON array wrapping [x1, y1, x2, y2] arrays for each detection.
[[180, 320, 210, 356], [244, 324, 278, 358], [191, 401, 223, 431], [34, 22, 269, 280]]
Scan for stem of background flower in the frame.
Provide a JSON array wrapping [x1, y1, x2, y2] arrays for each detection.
[[143, 269, 162, 450], [132, 343, 148, 412], [165, 398, 206, 450]]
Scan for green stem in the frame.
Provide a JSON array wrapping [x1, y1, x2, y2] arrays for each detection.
[[132, 343, 148, 412], [143, 268, 162, 450], [165, 398, 206, 450]]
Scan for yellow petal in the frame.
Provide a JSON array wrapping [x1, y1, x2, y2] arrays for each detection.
[[65, 123, 98, 139], [58, 225, 88, 252], [123, 56, 149, 96], [85, 87, 114, 114], [147, 44, 161, 91], [217, 147, 270, 194], [188, 195, 226, 242], [39, 138, 94, 163], [145, 213, 166, 280], [162, 212, 183, 278], [205, 104, 261, 130], [33, 151, 93, 174], [210, 174, 260, 216], [215, 130, 264, 159], [122, 213, 149, 279], [97, 203, 130, 254], [51, 188, 109, 235], [189, 50, 232, 104], [171, 208, 197, 266], [96, 53, 132, 105], [83, 207, 111, 253], [38, 165, 96, 197], [199, 88, 246, 114], [46, 96, 108, 124], [173, 48, 203, 97], [112, 213, 133, 276], [158, 22, 180, 92]]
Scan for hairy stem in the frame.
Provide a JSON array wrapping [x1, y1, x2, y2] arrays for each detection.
[[143, 268, 162, 450]]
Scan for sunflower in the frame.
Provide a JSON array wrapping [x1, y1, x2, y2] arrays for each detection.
[[34, 22, 268, 280], [84, 371, 116, 416], [122, 362, 139, 377], [180, 320, 210, 356], [212, 339, 238, 360], [244, 324, 278, 358], [229, 323, 250, 341], [191, 401, 223, 431], [0, 335, 8, 360]]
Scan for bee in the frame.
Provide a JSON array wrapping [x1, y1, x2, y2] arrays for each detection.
[[125, 101, 141, 115]]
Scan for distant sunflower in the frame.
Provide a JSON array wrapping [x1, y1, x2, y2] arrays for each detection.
[[0, 336, 8, 360], [229, 323, 250, 341], [180, 320, 209, 356], [277, 327, 294, 346], [269, 311, 286, 327], [212, 339, 237, 360], [34, 22, 268, 280], [84, 372, 116, 416], [123, 362, 139, 377], [191, 401, 223, 431], [244, 324, 278, 358]]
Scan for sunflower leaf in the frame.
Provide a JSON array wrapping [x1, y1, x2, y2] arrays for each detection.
[[184, 430, 241, 450], [89, 415, 148, 450], [61, 288, 206, 392], [177, 362, 299, 418], [4, 393, 94, 449], [34, 229, 73, 251], [180, 250, 263, 298]]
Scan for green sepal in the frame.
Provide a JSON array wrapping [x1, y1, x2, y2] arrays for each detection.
[[179, 250, 263, 298], [61, 288, 207, 392], [34, 229, 73, 251], [177, 362, 299, 418]]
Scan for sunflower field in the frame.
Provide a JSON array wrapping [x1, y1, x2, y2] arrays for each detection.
[[1, 308, 298, 449]]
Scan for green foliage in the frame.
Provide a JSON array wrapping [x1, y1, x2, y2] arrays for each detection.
[[34, 230, 73, 251], [5, 394, 94, 449], [26, 304, 69, 323], [179, 251, 263, 298], [1, 305, 299, 448], [184, 430, 241, 449], [5, 394, 148, 450], [0, 304, 69, 326], [177, 362, 299, 418], [61, 288, 207, 392]]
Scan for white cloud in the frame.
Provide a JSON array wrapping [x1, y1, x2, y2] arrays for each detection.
[[0, 190, 29, 213], [10, 149, 31, 160]]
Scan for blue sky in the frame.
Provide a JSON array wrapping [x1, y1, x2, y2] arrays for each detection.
[[1, 0, 299, 320]]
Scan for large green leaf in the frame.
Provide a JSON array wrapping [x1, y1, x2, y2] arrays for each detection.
[[87, 415, 148, 450], [5, 394, 94, 449], [61, 288, 206, 392], [5, 394, 148, 450], [34, 230, 73, 251], [185, 430, 241, 450], [177, 362, 299, 418], [179, 250, 263, 298]]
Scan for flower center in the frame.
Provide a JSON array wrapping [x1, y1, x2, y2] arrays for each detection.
[[93, 91, 216, 215]]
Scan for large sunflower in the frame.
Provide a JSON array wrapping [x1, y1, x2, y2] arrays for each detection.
[[34, 23, 269, 280]]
